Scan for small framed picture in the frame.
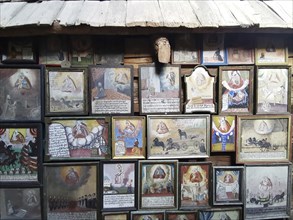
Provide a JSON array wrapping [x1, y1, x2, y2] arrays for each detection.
[[69, 35, 94, 67], [39, 35, 69, 66], [218, 66, 254, 115], [236, 115, 291, 164], [45, 117, 110, 161], [171, 34, 200, 64], [0, 123, 42, 186], [112, 116, 146, 159], [165, 210, 197, 220], [101, 212, 129, 220], [45, 68, 88, 115], [138, 160, 178, 210], [147, 114, 210, 159], [179, 162, 211, 210], [184, 65, 217, 113], [255, 36, 288, 65], [211, 115, 236, 152], [202, 33, 227, 65], [44, 162, 98, 220], [0, 187, 42, 219], [89, 65, 133, 115], [256, 66, 291, 114], [0, 65, 44, 122], [1, 37, 37, 64], [198, 207, 242, 220], [213, 166, 244, 205], [130, 210, 165, 220], [226, 34, 254, 65], [101, 161, 137, 211], [245, 164, 291, 220], [139, 65, 181, 114]]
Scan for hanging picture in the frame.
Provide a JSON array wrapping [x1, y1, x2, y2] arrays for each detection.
[[69, 36, 94, 67], [165, 210, 197, 220], [0, 123, 42, 186], [45, 117, 110, 161], [89, 65, 133, 115], [198, 207, 242, 220], [218, 66, 254, 115], [0, 65, 44, 122], [184, 65, 216, 113], [202, 34, 227, 65], [130, 211, 165, 220], [256, 66, 291, 114], [139, 65, 181, 114]]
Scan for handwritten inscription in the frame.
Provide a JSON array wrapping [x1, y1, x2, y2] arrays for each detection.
[[49, 124, 70, 157]]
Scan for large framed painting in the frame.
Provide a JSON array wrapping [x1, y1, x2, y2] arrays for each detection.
[[0, 123, 42, 186], [45, 117, 110, 161], [184, 65, 216, 113], [0, 65, 44, 122], [255, 36, 288, 65], [179, 162, 211, 210], [256, 66, 291, 114], [218, 66, 254, 115], [202, 33, 227, 65], [101, 161, 137, 211], [44, 162, 98, 220], [245, 164, 291, 220], [45, 68, 88, 115], [138, 160, 178, 210], [139, 65, 181, 114], [89, 65, 133, 115], [147, 115, 210, 159], [236, 115, 291, 164], [0, 187, 42, 219]]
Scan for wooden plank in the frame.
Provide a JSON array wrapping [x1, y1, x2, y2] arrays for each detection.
[[247, 1, 287, 28], [57, 1, 84, 26], [214, 1, 240, 27], [126, 0, 163, 27], [0, 2, 26, 27], [159, 1, 199, 28], [189, 1, 219, 28], [77, 1, 108, 27], [105, 0, 126, 27], [264, 1, 293, 28]]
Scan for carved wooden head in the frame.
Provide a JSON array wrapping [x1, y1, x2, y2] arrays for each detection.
[[154, 37, 171, 63]]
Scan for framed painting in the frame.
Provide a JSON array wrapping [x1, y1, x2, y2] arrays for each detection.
[[69, 35, 94, 67], [138, 160, 178, 210], [112, 116, 146, 159], [0, 187, 42, 219], [44, 162, 98, 220], [201, 33, 227, 65], [147, 114, 210, 159], [45, 117, 110, 161], [101, 212, 129, 220], [255, 36, 288, 65], [171, 34, 200, 65], [184, 65, 216, 113], [213, 166, 244, 205], [139, 65, 181, 114], [245, 164, 291, 220], [89, 65, 133, 115], [236, 115, 291, 164], [198, 207, 242, 220], [0, 123, 42, 186], [256, 66, 291, 114], [211, 115, 236, 152], [0, 65, 44, 122], [1, 37, 37, 64], [218, 66, 254, 115], [165, 210, 197, 220], [101, 161, 137, 211], [39, 35, 69, 66], [130, 211, 165, 220], [45, 68, 88, 115], [179, 162, 211, 210], [226, 34, 254, 65]]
